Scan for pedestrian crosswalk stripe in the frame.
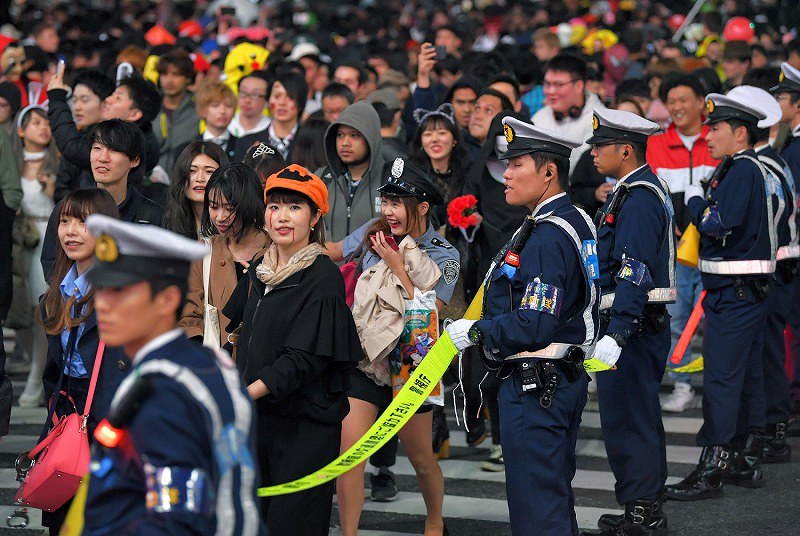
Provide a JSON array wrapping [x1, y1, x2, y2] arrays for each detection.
[[355, 491, 623, 528], [576, 438, 701, 465]]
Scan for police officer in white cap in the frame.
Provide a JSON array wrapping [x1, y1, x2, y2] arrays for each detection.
[[446, 117, 599, 535], [81, 216, 266, 535], [584, 107, 675, 535], [666, 90, 775, 501], [735, 82, 797, 463]]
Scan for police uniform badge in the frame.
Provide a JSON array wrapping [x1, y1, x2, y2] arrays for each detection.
[[442, 259, 459, 285], [592, 114, 600, 130], [391, 158, 404, 178], [95, 234, 119, 263], [504, 123, 515, 143], [779, 70, 785, 83], [706, 98, 715, 114]]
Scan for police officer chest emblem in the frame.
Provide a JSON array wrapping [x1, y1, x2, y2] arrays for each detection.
[[504, 124, 515, 143], [391, 158, 404, 178], [592, 114, 599, 130], [706, 98, 715, 114], [442, 259, 459, 285], [95, 234, 119, 262]]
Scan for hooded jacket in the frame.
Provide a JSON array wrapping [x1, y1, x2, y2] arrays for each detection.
[[317, 102, 386, 242]]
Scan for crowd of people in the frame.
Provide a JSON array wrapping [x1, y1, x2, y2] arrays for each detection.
[[1, 0, 800, 535]]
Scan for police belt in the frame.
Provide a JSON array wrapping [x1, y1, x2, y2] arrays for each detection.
[[599, 287, 676, 311], [506, 343, 594, 362], [777, 245, 800, 261], [698, 258, 776, 275]]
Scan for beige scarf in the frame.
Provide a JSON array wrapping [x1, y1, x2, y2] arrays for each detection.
[[255, 242, 324, 286]]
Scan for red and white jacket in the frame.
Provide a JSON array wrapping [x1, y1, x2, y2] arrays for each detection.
[[647, 123, 719, 230]]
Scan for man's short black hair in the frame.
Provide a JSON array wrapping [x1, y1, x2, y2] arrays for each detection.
[[546, 54, 588, 82], [118, 76, 161, 125], [659, 72, 706, 103], [615, 78, 651, 101], [787, 38, 800, 59], [531, 152, 570, 191], [742, 67, 782, 92], [433, 55, 461, 77], [480, 88, 514, 112], [335, 60, 368, 85], [322, 82, 355, 104], [726, 118, 758, 147], [702, 11, 723, 34], [92, 119, 144, 163], [444, 76, 484, 103], [238, 70, 270, 90], [490, 73, 521, 101], [72, 69, 115, 101], [372, 102, 398, 128]]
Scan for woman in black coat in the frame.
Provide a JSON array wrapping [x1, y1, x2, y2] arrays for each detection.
[[228, 165, 361, 536]]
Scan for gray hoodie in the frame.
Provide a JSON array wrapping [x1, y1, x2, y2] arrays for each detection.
[[317, 101, 386, 242]]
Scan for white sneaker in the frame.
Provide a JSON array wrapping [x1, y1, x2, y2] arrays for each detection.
[[661, 382, 696, 413], [480, 444, 504, 472]]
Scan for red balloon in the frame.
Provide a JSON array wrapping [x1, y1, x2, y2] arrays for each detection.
[[723, 16, 754, 43]]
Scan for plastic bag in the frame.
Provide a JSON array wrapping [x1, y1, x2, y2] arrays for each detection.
[[390, 290, 444, 406]]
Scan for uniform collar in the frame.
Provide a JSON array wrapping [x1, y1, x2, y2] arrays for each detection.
[[203, 129, 230, 143], [617, 164, 649, 186], [532, 191, 568, 217], [59, 264, 92, 302], [132, 328, 184, 366], [415, 221, 438, 246]]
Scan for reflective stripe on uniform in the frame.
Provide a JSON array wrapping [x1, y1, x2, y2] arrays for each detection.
[[507, 342, 594, 361], [697, 258, 776, 274], [599, 287, 677, 311], [777, 245, 800, 260]]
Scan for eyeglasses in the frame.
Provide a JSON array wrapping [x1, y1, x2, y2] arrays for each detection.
[[543, 79, 578, 90], [239, 91, 267, 101]]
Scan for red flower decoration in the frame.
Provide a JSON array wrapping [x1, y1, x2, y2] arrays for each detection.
[[447, 195, 479, 229]]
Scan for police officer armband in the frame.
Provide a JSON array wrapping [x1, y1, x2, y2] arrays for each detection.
[[520, 278, 563, 317], [699, 205, 730, 240], [616, 256, 654, 288], [144, 463, 214, 515], [581, 240, 600, 280]]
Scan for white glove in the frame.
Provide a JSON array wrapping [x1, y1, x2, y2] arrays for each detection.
[[446, 319, 477, 352], [592, 335, 623, 368], [684, 184, 703, 205]]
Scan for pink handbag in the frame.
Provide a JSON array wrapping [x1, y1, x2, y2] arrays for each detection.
[[14, 341, 106, 512], [340, 260, 358, 308]]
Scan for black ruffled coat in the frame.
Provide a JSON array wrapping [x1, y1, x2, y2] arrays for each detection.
[[232, 254, 362, 424]]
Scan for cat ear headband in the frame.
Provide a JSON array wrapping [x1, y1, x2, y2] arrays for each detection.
[[412, 102, 455, 126]]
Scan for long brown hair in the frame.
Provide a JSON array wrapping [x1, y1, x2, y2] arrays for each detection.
[[39, 189, 119, 335]]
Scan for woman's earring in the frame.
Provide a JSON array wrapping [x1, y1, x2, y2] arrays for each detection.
[[310, 226, 315, 231]]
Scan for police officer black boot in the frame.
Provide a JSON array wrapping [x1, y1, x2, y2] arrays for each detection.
[[581, 499, 667, 535], [664, 445, 731, 501], [762, 422, 791, 464], [722, 434, 765, 488], [597, 492, 667, 533]]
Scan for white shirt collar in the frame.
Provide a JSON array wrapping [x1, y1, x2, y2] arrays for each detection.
[[532, 191, 567, 217], [132, 328, 184, 366], [618, 164, 648, 185], [203, 129, 230, 142]]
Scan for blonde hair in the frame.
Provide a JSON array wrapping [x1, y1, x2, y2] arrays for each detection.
[[195, 81, 236, 114]]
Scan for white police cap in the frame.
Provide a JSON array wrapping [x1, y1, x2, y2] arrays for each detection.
[[500, 116, 582, 160], [704, 92, 767, 125], [726, 86, 781, 129], [85, 214, 208, 288], [586, 107, 660, 145], [770, 62, 800, 94]]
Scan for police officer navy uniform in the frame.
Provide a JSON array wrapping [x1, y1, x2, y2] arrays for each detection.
[[770, 62, 800, 437], [740, 85, 798, 463], [80, 216, 265, 535], [666, 90, 776, 501], [446, 117, 600, 536], [583, 107, 675, 536]]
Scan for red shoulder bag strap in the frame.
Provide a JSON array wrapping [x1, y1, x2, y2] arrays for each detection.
[[82, 341, 106, 416]]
